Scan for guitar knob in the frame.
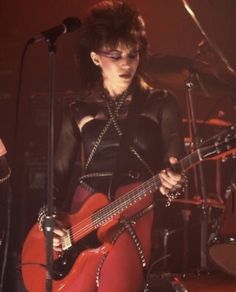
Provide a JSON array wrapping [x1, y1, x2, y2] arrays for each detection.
[[221, 156, 228, 163]]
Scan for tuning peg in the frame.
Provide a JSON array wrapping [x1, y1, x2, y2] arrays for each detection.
[[232, 153, 236, 159]]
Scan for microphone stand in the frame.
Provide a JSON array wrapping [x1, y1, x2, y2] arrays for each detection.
[[44, 37, 57, 292], [185, 73, 208, 270]]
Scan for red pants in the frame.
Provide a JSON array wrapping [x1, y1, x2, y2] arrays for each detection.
[[66, 209, 154, 292]]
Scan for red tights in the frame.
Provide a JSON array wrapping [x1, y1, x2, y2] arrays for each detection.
[[66, 210, 153, 292]]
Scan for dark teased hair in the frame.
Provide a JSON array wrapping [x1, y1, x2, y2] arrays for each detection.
[[74, 0, 148, 92]]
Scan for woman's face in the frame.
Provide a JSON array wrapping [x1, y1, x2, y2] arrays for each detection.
[[90, 43, 140, 95]]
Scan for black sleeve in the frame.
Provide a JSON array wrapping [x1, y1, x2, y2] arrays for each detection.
[[160, 93, 185, 165], [54, 106, 81, 208]]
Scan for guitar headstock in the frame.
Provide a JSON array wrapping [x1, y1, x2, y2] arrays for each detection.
[[200, 125, 236, 161]]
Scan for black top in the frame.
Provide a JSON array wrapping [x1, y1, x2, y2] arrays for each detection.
[[54, 86, 184, 209]]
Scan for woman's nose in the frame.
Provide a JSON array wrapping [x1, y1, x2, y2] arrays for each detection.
[[120, 58, 131, 69]]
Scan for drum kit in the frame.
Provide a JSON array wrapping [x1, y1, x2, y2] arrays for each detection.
[[143, 2, 236, 285]]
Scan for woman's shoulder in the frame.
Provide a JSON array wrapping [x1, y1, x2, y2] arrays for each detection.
[[141, 87, 179, 112], [147, 87, 177, 103], [66, 91, 103, 121], [71, 89, 104, 105]]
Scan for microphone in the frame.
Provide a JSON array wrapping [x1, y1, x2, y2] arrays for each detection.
[[30, 17, 81, 43]]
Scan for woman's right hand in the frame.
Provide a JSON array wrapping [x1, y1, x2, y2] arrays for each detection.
[[52, 221, 67, 252], [38, 206, 67, 252]]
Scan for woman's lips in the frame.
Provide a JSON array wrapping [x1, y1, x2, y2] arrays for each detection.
[[119, 73, 132, 79]]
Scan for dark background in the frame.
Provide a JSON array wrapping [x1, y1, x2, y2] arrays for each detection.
[[0, 0, 236, 291]]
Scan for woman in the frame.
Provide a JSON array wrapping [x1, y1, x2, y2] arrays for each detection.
[[42, 1, 185, 291]]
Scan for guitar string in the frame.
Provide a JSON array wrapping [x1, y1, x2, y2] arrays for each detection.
[[69, 177, 158, 241], [68, 175, 161, 241]]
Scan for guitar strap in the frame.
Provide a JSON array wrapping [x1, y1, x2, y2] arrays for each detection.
[[108, 85, 148, 201]]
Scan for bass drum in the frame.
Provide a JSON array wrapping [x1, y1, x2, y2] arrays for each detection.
[[209, 189, 236, 278]]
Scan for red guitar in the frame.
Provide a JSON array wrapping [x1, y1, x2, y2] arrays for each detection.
[[21, 126, 236, 291]]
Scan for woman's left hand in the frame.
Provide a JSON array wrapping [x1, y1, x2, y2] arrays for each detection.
[[159, 156, 183, 196]]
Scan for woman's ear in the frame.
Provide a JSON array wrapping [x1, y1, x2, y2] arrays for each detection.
[[90, 52, 101, 66]]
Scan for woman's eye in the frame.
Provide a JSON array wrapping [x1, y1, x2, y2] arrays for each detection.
[[109, 54, 121, 60], [102, 50, 138, 60], [128, 51, 138, 59]]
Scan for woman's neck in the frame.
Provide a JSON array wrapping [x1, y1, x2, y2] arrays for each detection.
[[103, 82, 130, 100]]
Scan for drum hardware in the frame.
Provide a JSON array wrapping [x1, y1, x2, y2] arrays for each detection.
[[152, 195, 225, 277], [182, 0, 236, 80], [183, 118, 231, 128], [172, 197, 224, 209], [144, 53, 236, 104], [209, 174, 236, 278], [185, 71, 209, 270], [152, 223, 189, 273], [181, 208, 192, 272], [143, 1, 236, 274], [147, 270, 236, 292], [162, 228, 179, 271], [147, 273, 188, 292], [182, 48, 236, 271]]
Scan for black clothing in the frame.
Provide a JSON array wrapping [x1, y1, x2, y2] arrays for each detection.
[[54, 86, 184, 209]]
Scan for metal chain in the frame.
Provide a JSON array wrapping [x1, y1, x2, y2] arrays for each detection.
[[84, 118, 113, 170], [95, 204, 154, 287], [84, 90, 130, 170], [96, 252, 109, 288], [105, 95, 154, 177], [129, 146, 154, 176]]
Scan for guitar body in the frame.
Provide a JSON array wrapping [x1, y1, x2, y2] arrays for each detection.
[[21, 182, 153, 292]]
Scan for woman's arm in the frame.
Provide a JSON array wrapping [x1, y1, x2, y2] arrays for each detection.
[[54, 106, 81, 208], [158, 93, 186, 198]]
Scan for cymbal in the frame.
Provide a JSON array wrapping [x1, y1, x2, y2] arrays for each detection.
[[182, 117, 232, 127], [189, 70, 236, 99], [144, 54, 193, 75], [145, 54, 236, 87], [144, 54, 236, 99]]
